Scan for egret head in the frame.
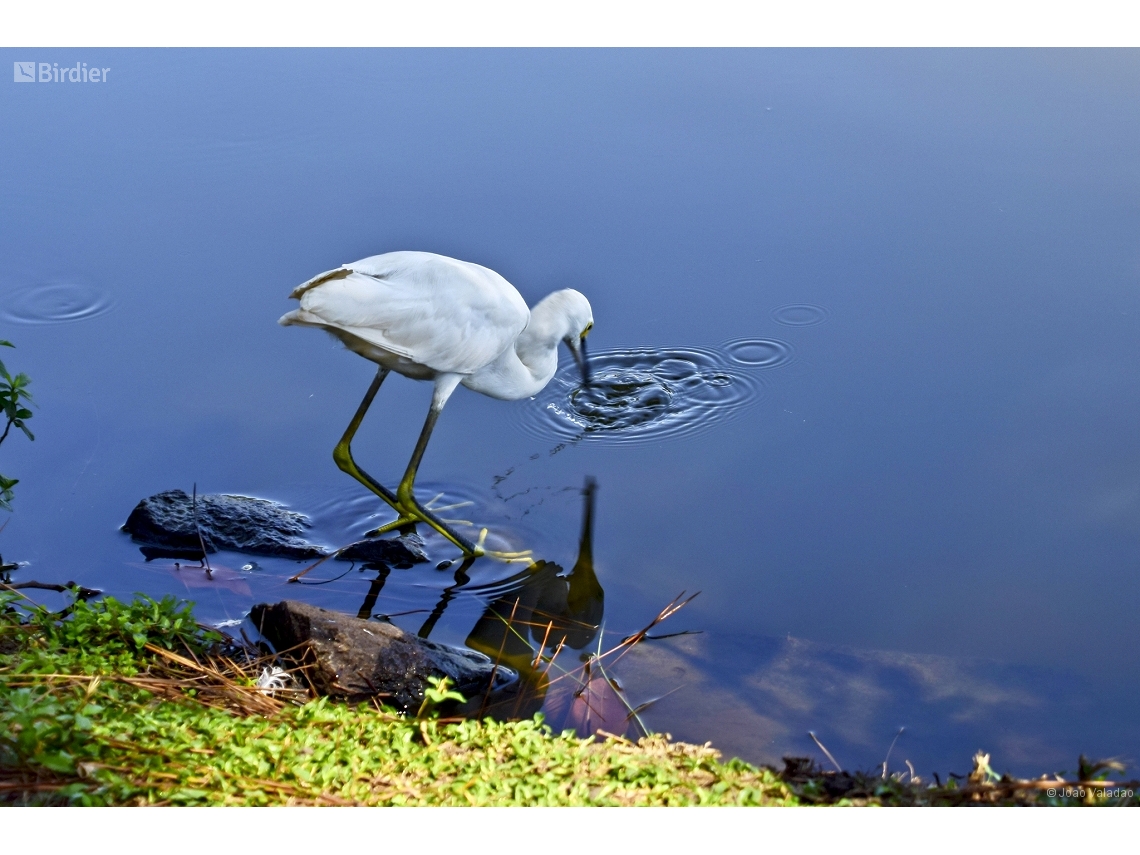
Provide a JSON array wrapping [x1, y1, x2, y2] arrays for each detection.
[[558, 290, 593, 387]]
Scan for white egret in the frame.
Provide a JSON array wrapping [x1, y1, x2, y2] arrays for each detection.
[[280, 251, 593, 558]]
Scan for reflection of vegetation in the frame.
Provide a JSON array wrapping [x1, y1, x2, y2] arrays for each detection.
[[0, 340, 35, 512]]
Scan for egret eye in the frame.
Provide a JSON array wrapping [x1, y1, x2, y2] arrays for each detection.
[[582, 322, 593, 338]]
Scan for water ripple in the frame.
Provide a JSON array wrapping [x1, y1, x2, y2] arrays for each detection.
[[771, 303, 830, 326], [517, 344, 775, 445], [724, 337, 794, 369], [1, 281, 115, 325], [292, 480, 535, 559]]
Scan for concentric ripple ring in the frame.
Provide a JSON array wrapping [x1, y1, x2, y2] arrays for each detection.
[[1, 282, 115, 325], [724, 337, 794, 369], [771, 304, 830, 326], [517, 345, 768, 445]]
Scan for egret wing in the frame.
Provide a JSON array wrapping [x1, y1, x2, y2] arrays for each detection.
[[294, 252, 529, 376]]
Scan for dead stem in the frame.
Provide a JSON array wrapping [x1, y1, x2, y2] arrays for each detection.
[[480, 597, 521, 712], [808, 731, 844, 773], [607, 591, 699, 667]]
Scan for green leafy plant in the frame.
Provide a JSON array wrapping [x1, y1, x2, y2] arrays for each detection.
[[416, 675, 467, 719], [0, 340, 35, 511]]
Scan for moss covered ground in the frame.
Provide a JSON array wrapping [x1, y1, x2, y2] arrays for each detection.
[[1, 591, 1135, 807]]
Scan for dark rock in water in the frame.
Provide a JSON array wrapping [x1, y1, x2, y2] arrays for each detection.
[[123, 489, 325, 559], [250, 600, 513, 712], [335, 532, 428, 568]]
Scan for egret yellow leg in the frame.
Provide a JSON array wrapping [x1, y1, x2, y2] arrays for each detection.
[[332, 367, 407, 517], [334, 366, 527, 561], [332, 367, 458, 544], [394, 396, 484, 556], [364, 517, 416, 538]]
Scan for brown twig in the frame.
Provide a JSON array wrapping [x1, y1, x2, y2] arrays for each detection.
[[808, 731, 844, 773], [607, 591, 699, 667], [0, 580, 101, 599], [191, 483, 212, 578], [532, 620, 554, 670], [480, 597, 520, 713], [287, 551, 337, 583]]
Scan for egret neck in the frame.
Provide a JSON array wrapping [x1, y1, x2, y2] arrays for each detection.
[[462, 289, 591, 400]]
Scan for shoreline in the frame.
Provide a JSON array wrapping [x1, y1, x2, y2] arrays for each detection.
[[1, 591, 1134, 807]]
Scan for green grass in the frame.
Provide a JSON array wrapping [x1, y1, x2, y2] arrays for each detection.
[[1, 590, 1135, 807], [0, 592, 796, 806]]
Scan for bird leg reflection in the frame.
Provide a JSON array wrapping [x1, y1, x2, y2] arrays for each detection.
[[417, 556, 476, 639], [356, 563, 391, 620]]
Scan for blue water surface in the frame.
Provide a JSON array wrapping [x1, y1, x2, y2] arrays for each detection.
[[1, 49, 1138, 778]]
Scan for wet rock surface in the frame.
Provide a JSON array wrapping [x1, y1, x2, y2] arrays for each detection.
[[250, 600, 512, 712], [335, 532, 428, 568], [123, 489, 325, 559]]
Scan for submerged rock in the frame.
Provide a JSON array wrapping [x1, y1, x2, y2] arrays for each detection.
[[335, 532, 428, 568], [123, 489, 325, 559], [250, 600, 513, 712]]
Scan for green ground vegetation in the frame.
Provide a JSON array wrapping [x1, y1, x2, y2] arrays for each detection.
[[0, 339, 34, 512], [0, 591, 1135, 806]]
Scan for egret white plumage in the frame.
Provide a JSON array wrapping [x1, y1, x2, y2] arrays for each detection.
[[280, 251, 593, 558]]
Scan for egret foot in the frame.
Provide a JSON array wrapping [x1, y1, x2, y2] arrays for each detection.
[[367, 510, 531, 564], [475, 527, 534, 563], [391, 482, 483, 556], [423, 492, 475, 517], [363, 504, 480, 556], [366, 491, 474, 538]]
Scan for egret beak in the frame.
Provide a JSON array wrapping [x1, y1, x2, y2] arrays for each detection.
[[568, 335, 591, 387]]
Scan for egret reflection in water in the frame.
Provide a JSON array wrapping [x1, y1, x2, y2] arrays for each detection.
[[340, 478, 604, 671], [462, 477, 635, 735], [464, 477, 604, 666], [339, 477, 618, 732]]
